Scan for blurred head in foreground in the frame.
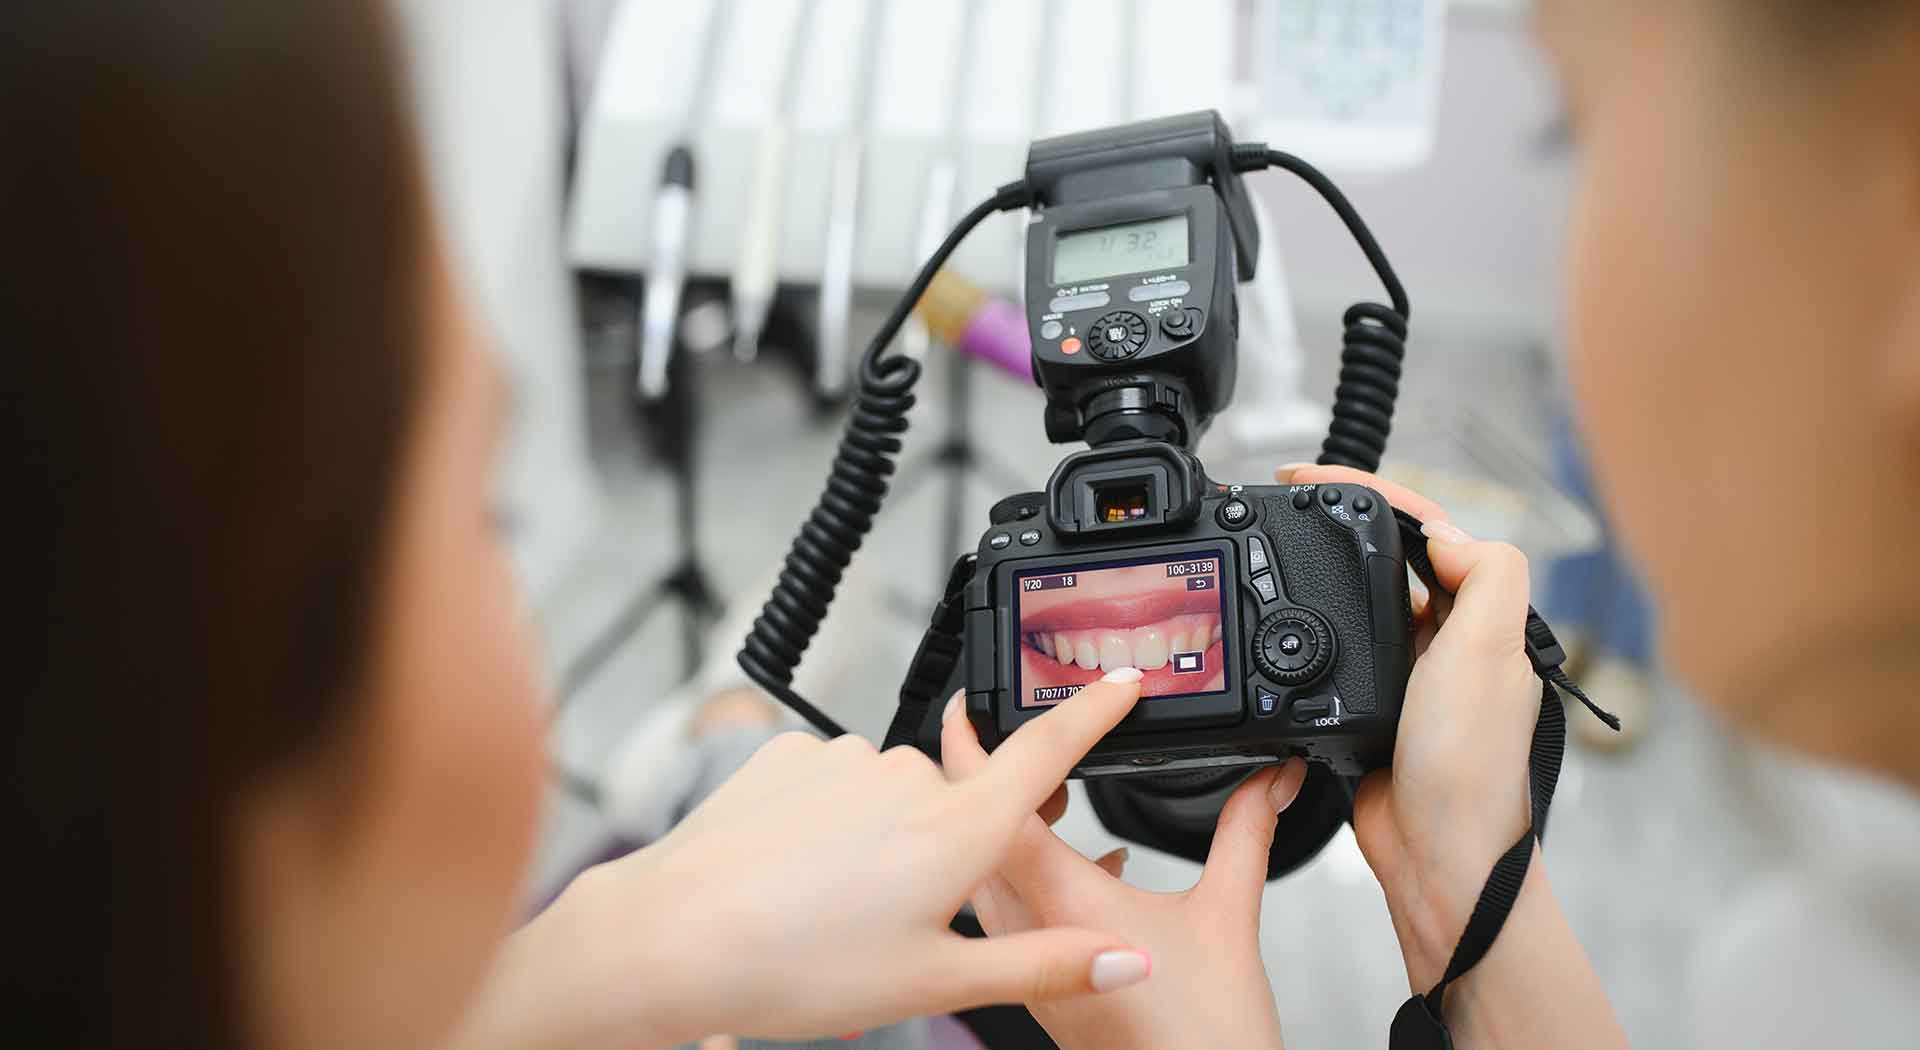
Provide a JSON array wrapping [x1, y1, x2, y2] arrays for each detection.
[[1541, 0, 1920, 782], [3, 3, 544, 1047]]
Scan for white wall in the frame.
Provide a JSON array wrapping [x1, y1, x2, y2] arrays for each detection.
[[395, 0, 602, 604]]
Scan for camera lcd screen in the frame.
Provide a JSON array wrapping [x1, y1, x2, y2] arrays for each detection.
[[1051, 215, 1190, 285], [1013, 550, 1227, 709]]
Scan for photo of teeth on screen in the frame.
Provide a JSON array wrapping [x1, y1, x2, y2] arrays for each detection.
[[1014, 552, 1228, 708]]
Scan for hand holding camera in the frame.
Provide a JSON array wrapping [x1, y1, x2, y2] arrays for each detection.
[[943, 689, 1306, 1050]]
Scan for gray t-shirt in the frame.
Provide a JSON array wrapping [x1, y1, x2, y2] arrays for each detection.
[[1693, 766, 1920, 1049]]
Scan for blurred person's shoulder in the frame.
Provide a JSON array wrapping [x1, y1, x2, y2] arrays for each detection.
[[1692, 764, 1920, 1050]]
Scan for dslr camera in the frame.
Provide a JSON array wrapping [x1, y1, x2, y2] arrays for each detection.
[[744, 110, 1421, 876], [954, 114, 1415, 870], [965, 113, 1414, 778]]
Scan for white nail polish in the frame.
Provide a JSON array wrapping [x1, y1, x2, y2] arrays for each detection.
[[1101, 666, 1143, 684], [1421, 519, 1471, 545], [943, 692, 962, 722], [1089, 950, 1151, 992]]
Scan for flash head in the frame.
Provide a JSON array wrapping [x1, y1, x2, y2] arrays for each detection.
[[1023, 112, 1259, 451]]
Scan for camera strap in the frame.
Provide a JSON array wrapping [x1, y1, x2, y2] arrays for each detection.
[[1388, 508, 1618, 1050], [882, 554, 978, 753]]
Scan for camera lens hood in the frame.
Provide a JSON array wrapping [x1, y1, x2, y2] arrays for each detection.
[[1082, 763, 1352, 881]]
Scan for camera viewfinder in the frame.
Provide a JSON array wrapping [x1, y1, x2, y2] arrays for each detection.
[[1095, 481, 1153, 524]]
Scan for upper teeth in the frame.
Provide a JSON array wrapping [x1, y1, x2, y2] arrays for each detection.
[[1025, 614, 1221, 672]]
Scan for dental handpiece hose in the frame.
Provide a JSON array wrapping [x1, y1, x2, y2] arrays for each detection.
[[637, 146, 694, 400], [732, 0, 819, 362]]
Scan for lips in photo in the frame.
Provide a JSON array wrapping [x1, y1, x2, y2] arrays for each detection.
[[1016, 559, 1227, 706]]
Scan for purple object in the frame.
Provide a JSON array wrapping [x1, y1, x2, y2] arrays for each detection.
[[957, 298, 1033, 381]]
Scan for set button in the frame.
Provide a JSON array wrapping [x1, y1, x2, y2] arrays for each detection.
[[1253, 607, 1334, 686]]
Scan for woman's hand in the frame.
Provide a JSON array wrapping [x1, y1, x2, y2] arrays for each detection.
[[1279, 464, 1541, 982], [453, 674, 1159, 1050], [942, 680, 1307, 1050], [1278, 464, 1626, 1049]]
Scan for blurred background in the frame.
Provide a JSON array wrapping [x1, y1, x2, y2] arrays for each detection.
[[393, 0, 1920, 1046]]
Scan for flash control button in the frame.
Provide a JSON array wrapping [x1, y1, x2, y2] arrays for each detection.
[[1159, 310, 1194, 338]]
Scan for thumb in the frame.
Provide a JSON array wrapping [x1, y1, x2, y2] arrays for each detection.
[[935, 929, 1152, 1009], [1197, 758, 1309, 902]]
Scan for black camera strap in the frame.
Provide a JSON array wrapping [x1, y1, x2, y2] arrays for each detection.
[[1388, 508, 1618, 1049], [882, 553, 978, 752]]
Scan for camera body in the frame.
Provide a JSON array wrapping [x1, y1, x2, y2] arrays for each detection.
[[963, 442, 1413, 777]]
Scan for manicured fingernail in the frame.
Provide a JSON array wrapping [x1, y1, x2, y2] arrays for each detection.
[[1267, 759, 1307, 811], [1408, 572, 1430, 609], [944, 691, 962, 722], [1089, 950, 1152, 992], [1101, 666, 1143, 684], [1421, 520, 1472, 545]]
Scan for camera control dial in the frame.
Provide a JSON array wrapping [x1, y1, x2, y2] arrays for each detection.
[[1086, 311, 1149, 360], [1253, 607, 1334, 686]]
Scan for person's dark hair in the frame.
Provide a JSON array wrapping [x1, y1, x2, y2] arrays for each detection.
[[1731, 0, 1911, 52], [1, 1, 427, 1045]]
